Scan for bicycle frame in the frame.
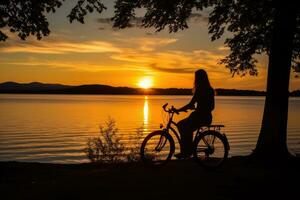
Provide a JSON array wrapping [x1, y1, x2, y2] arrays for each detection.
[[141, 103, 229, 167], [161, 106, 227, 152], [162, 110, 183, 149]]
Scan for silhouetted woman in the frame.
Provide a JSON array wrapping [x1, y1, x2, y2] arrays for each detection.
[[174, 69, 215, 158]]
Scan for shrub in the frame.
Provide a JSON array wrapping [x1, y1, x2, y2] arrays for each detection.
[[85, 118, 143, 163], [85, 118, 125, 163]]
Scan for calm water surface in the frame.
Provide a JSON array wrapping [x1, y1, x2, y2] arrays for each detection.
[[0, 94, 299, 163]]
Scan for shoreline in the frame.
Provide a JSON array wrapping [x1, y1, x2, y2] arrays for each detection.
[[1, 157, 299, 200]]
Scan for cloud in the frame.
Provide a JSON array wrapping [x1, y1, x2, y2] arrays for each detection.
[[0, 40, 121, 54], [218, 46, 230, 51], [0, 35, 177, 55], [97, 17, 144, 28], [192, 50, 223, 62], [188, 13, 209, 23], [145, 32, 156, 36], [150, 63, 196, 74], [0, 32, 226, 78], [117, 37, 178, 51], [0, 60, 145, 72], [110, 47, 226, 76], [96, 17, 113, 24]]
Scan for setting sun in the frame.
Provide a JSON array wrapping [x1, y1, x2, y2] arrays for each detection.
[[138, 77, 153, 89]]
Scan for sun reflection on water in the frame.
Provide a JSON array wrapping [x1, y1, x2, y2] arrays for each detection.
[[143, 96, 149, 132]]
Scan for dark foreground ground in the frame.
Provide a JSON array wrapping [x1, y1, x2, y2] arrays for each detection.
[[0, 157, 299, 200]]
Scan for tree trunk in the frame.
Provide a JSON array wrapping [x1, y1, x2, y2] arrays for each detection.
[[252, 2, 297, 159]]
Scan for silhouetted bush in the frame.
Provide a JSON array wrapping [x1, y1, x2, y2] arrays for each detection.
[[85, 118, 143, 163], [85, 119, 124, 163]]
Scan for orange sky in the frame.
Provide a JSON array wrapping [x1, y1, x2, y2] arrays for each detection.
[[0, 1, 299, 91]]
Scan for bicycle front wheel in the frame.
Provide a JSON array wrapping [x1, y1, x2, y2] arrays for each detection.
[[193, 130, 228, 168], [140, 130, 175, 166]]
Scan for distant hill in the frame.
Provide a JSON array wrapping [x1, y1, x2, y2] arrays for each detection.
[[0, 82, 71, 92], [0, 82, 299, 96], [215, 88, 265, 96]]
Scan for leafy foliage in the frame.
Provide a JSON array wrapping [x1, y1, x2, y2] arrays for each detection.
[[0, 0, 63, 40], [68, 0, 106, 24], [85, 118, 125, 163], [85, 118, 143, 163], [0, 0, 105, 41]]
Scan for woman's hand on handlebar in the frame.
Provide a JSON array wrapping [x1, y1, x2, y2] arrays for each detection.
[[162, 103, 188, 114], [170, 107, 179, 114]]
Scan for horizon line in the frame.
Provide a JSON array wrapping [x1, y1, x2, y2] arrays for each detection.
[[0, 81, 271, 92]]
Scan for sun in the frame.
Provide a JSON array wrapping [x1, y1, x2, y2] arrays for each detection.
[[138, 77, 153, 89]]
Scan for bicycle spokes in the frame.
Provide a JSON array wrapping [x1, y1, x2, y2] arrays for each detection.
[[196, 135, 215, 156], [141, 132, 173, 165], [194, 132, 227, 167], [155, 135, 167, 151], [203, 135, 216, 148]]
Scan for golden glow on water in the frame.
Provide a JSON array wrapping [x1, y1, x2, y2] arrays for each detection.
[[0, 94, 299, 163], [143, 96, 149, 132]]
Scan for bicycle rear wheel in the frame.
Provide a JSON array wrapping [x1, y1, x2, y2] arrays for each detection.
[[193, 130, 228, 168], [140, 130, 175, 166]]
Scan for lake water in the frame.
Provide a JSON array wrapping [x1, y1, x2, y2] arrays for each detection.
[[0, 94, 299, 163]]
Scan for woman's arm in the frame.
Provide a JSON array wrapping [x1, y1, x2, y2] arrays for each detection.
[[176, 94, 196, 112]]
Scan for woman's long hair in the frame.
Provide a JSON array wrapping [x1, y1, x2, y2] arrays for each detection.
[[193, 69, 214, 95]]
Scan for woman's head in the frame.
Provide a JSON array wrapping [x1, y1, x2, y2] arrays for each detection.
[[193, 69, 213, 94]]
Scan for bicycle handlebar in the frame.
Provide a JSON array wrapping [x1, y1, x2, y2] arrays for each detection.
[[162, 103, 180, 115], [162, 103, 168, 111]]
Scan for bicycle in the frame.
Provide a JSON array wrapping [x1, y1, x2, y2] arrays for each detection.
[[140, 103, 230, 168]]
